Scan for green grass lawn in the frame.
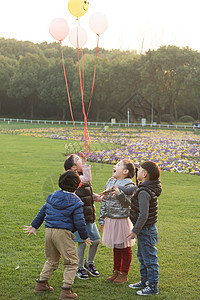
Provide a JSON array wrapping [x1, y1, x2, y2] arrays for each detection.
[[0, 133, 200, 300]]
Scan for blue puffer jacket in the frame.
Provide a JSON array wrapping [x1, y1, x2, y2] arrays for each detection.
[[31, 190, 88, 240]]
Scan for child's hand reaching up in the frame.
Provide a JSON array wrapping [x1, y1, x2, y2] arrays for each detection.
[[79, 152, 87, 165], [23, 225, 37, 237], [112, 185, 120, 195], [99, 185, 120, 198]]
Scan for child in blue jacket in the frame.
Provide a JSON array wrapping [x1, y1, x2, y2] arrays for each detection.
[[24, 170, 91, 300]]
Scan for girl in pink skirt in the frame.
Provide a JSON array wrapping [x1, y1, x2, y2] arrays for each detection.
[[99, 159, 137, 284]]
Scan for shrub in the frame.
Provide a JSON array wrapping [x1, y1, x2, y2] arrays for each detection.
[[161, 114, 175, 123], [178, 115, 194, 123]]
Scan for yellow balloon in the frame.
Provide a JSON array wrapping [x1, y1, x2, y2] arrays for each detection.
[[68, 0, 89, 18]]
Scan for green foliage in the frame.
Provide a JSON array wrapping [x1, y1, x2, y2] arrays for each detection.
[[8, 53, 49, 119], [0, 132, 200, 299], [0, 55, 18, 92], [0, 38, 200, 122], [178, 115, 194, 123], [0, 54, 19, 115], [161, 114, 175, 123], [139, 46, 200, 124], [0, 37, 42, 59]]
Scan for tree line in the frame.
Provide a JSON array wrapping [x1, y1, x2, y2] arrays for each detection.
[[0, 37, 200, 124]]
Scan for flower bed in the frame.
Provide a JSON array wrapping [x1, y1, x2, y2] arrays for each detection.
[[1, 127, 199, 175]]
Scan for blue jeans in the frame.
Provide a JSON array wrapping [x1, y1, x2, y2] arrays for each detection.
[[137, 223, 159, 285]]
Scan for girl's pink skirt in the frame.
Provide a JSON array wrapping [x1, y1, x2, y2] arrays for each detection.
[[102, 217, 135, 248]]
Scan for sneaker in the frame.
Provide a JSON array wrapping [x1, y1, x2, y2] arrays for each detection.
[[137, 284, 159, 296], [76, 268, 89, 279], [84, 260, 99, 277], [129, 281, 148, 289]]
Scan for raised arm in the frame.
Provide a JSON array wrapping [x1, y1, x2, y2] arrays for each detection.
[[116, 183, 137, 206], [79, 164, 91, 185]]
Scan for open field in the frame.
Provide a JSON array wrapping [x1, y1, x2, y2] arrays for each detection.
[[0, 130, 200, 300]]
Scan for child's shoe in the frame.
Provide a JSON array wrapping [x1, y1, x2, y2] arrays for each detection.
[[76, 268, 89, 279], [84, 260, 99, 277], [129, 280, 148, 289], [34, 279, 54, 293], [106, 270, 119, 282], [113, 272, 128, 284], [137, 284, 159, 296], [59, 287, 78, 299]]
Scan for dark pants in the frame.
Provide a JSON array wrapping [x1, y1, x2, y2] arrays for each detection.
[[137, 224, 159, 285]]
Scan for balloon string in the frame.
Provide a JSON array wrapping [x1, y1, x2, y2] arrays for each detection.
[[60, 41, 83, 146], [81, 48, 84, 93], [80, 48, 88, 154], [80, 48, 90, 152], [76, 27, 89, 155], [78, 48, 88, 155], [87, 34, 99, 118]]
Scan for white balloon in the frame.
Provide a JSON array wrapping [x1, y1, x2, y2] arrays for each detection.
[[69, 26, 88, 49], [89, 12, 109, 35], [49, 18, 70, 42]]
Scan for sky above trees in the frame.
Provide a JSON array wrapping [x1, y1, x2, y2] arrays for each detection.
[[1, 0, 200, 53]]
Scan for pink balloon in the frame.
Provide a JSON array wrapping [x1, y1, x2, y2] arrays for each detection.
[[89, 12, 109, 35], [69, 26, 88, 49], [49, 18, 70, 42]]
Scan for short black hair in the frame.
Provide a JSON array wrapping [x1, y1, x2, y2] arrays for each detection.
[[58, 170, 81, 192], [64, 154, 75, 171], [141, 161, 161, 180]]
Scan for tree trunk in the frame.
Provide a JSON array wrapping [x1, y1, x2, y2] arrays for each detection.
[[30, 100, 34, 119], [62, 107, 66, 120], [56, 109, 60, 120], [130, 108, 134, 123], [195, 103, 200, 120], [169, 95, 174, 125], [174, 102, 178, 123], [157, 105, 161, 124], [95, 102, 102, 122]]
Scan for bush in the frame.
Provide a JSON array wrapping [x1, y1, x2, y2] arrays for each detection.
[[178, 115, 194, 123], [161, 114, 175, 123]]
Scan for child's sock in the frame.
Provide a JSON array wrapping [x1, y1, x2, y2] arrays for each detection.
[[113, 247, 122, 271], [120, 247, 132, 274]]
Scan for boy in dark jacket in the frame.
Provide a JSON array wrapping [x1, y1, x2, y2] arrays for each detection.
[[24, 170, 91, 300], [128, 161, 162, 296], [64, 153, 102, 279]]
